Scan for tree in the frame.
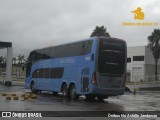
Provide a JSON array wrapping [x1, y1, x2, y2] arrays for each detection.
[[148, 29, 160, 80], [90, 26, 110, 37], [17, 54, 26, 66], [12, 57, 17, 65], [0, 56, 6, 68], [0, 56, 3, 65]]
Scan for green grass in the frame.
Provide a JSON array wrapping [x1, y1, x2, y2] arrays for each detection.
[[139, 87, 160, 91]]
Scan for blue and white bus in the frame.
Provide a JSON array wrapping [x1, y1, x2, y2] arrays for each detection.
[[25, 36, 127, 100]]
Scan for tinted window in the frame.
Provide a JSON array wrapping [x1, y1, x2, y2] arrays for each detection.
[[133, 56, 144, 61], [53, 46, 66, 58], [82, 40, 93, 55], [28, 50, 42, 63], [52, 40, 93, 58], [67, 42, 83, 57], [50, 68, 64, 78], [127, 58, 131, 63], [35, 50, 42, 61], [26, 62, 31, 77], [32, 69, 39, 78], [28, 51, 35, 62], [39, 69, 44, 78], [32, 67, 64, 79], [41, 48, 52, 59], [28, 40, 93, 64], [98, 38, 126, 75]]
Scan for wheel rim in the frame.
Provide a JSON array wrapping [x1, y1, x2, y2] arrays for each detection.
[[62, 85, 67, 96]]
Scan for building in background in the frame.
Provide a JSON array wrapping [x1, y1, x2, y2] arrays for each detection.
[[127, 46, 160, 82]]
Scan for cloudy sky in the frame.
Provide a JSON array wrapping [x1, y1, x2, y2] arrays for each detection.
[[0, 0, 160, 57]]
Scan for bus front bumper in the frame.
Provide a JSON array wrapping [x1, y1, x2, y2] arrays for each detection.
[[25, 82, 30, 89]]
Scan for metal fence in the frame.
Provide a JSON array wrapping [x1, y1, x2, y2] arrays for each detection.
[[0, 67, 25, 79], [126, 75, 160, 83]]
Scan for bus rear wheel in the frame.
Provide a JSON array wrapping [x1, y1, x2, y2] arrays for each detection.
[[69, 84, 79, 100], [85, 94, 96, 100], [62, 84, 69, 98], [97, 95, 108, 101], [30, 82, 38, 93], [52, 92, 58, 95]]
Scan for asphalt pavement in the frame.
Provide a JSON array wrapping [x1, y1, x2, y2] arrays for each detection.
[[0, 84, 160, 120]]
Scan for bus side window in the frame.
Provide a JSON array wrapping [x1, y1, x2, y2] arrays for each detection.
[[81, 40, 93, 55], [85, 40, 92, 54]]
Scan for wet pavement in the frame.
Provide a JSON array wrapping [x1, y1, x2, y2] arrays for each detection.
[[126, 82, 160, 91], [0, 84, 160, 120]]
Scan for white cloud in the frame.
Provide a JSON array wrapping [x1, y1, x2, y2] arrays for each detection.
[[0, 0, 159, 57]]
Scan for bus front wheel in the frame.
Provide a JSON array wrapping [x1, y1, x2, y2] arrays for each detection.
[[69, 84, 79, 100], [62, 84, 69, 98], [30, 82, 38, 93]]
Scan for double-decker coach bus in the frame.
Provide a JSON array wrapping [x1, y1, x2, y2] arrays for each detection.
[[25, 36, 127, 100]]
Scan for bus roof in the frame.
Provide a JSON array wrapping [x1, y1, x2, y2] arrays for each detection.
[[32, 37, 96, 52], [31, 36, 125, 52]]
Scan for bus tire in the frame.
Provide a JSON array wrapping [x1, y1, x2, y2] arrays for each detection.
[[97, 95, 108, 101], [62, 84, 69, 98], [38, 90, 41, 93], [30, 82, 38, 93], [52, 92, 58, 95], [69, 84, 79, 100], [85, 94, 96, 100]]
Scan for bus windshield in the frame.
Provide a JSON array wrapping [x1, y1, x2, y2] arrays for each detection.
[[98, 38, 126, 76]]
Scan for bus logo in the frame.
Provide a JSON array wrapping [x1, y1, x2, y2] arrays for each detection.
[[2, 112, 11, 117], [131, 7, 144, 20]]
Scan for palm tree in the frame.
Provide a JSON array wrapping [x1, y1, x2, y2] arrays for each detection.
[[148, 29, 160, 80], [2, 57, 6, 64], [12, 57, 17, 65], [17, 54, 26, 66], [0, 56, 3, 65], [90, 26, 110, 37], [0, 56, 6, 68]]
